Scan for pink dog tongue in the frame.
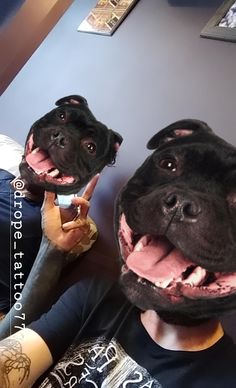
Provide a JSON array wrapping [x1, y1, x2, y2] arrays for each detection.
[[26, 150, 55, 173], [126, 236, 191, 285]]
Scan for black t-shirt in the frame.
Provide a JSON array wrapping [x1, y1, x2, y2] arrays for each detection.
[[30, 277, 236, 387], [0, 169, 42, 312]]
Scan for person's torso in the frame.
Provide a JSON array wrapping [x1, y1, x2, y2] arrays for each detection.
[[36, 279, 236, 388]]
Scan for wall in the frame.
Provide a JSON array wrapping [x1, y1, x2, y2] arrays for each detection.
[[0, 0, 236, 332]]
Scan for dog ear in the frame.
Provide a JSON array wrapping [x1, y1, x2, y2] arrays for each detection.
[[55, 95, 88, 107], [147, 119, 213, 150], [107, 130, 123, 165], [112, 130, 123, 150]]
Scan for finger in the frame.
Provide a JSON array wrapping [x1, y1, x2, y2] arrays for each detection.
[[71, 197, 90, 219], [65, 228, 85, 250], [42, 191, 56, 211], [79, 199, 90, 219], [62, 218, 89, 231], [81, 174, 99, 201], [71, 197, 89, 208], [72, 197, 90, 218]]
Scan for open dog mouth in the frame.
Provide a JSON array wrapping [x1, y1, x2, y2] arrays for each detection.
[[118, 213, 236, 302], [24, 134, 76, 185]]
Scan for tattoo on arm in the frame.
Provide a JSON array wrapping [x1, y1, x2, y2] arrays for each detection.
[[0, 338, 31, 388]]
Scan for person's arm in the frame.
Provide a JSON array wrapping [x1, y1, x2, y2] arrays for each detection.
[[0, 328, 52, 388], [0, 176, 100, 386], [0, 276, 89, 388], [0, 175, 99, 339]]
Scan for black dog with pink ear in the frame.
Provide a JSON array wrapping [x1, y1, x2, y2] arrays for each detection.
[[0, 95, 122, 338], [116, 119, 236, 326], [146, 119, 213, 149], [19, 95, 123, 194]]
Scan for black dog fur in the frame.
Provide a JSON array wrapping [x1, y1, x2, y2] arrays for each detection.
[[19, 95, 123, 194], [116, 119, 236, 325], [0, 95, 122, 317]]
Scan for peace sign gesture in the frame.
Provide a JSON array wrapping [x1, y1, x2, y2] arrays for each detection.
[[41, 175, 99, 253]]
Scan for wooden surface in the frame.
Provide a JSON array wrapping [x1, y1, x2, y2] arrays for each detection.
[[0, 0, 73, 95]]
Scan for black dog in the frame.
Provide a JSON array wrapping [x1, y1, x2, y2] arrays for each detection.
[[19, 95, 123, 194], [0, 95, 122, 316], [116, 119, 236, 325]]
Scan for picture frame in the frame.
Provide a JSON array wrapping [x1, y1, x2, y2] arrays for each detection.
[[78, 0, 139, 36], [201, 0, 236, 43]]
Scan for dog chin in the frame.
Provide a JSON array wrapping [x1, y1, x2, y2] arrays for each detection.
[[119, 268, 236, 325]]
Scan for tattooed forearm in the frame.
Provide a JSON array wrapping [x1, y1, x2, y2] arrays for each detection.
[[0, 338, 31, 387]]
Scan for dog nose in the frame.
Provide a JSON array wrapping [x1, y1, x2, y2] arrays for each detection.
[[51, 131, 66, 148], [162, 192, 201, 222]]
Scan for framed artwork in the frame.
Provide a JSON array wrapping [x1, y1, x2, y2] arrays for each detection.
[[201, 0, 236, 43], [78, 0, 139, 36]]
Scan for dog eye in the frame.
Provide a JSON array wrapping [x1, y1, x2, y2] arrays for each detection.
[[159, 158, 177, 172], [87, 143, 96, 154], [57, 111, 67, 121], [81, 139, 97, 155]]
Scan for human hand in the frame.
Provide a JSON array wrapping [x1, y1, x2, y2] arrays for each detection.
[[41, 175, 99, 252]]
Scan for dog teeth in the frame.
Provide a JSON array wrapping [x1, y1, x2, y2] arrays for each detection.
[[182, 266, 207, 286], [155, 278, 172, 288], [134, 235, 150, 252], [48, 168, 60, 178], [134, 241, 143, 252], [31, 147, 40, 154]]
